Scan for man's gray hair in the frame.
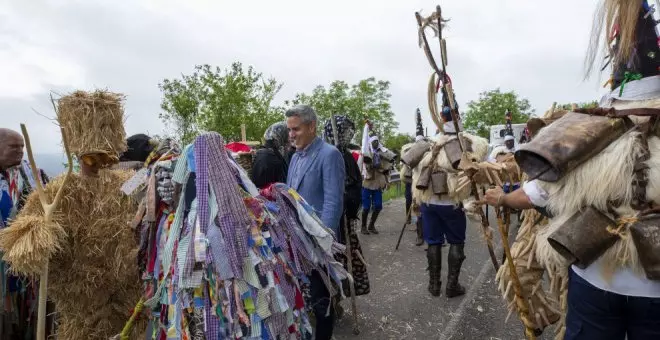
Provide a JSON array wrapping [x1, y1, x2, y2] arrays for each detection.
[[285, 105, 318, 124]]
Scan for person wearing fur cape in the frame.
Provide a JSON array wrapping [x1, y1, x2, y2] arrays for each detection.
[[410, 108, 488, 297], [0, 90, 144, 340], [478, 1, 660, 338], [400, 109, 427, 246]]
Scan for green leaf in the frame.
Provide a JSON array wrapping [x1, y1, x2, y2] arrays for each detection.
[[158, 62, 285, 145]]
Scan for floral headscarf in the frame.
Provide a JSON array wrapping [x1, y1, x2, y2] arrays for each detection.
[[264, 122, 289, 155], [323, 115, 356, 148]]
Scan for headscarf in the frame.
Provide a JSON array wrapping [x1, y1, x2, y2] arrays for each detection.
[[323, 115, 356, 148], [120, 134, 155, 162], [264, 122, 289, 155]]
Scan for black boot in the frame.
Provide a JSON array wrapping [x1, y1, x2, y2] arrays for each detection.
[[367, 209, 380, 234], [415, 217, 424, 246], [361, 209, 370, 235], [446, 244, 466, 298], [426, 244, 442, 296]]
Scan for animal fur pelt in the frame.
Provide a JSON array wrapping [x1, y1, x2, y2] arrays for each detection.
[[517, 97, 660, 339], [489, 145, 512, 161], [0, 170, 143, 340], [411, 132, 488, 205]]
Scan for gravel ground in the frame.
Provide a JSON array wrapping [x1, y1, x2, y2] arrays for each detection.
[[333, 198, 552, 340]]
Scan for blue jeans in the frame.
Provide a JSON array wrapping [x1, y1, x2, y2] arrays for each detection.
[[420, 203, 466, 245], [565, 268, 660, 339], [362, 188, 383, 211]]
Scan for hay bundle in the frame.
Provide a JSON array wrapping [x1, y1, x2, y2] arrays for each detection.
[[57, 90, 127, 159], [0, 215, 66, 276]]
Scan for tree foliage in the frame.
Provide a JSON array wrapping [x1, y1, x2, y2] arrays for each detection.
[[383, 133, 414, 155], [556, 100, 599, 110], [462, 88, 535, 139], [159, 62, 284, 145], [287, 78, 399, 142]]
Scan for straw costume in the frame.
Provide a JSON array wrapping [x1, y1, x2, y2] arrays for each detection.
[[0, 90, 145, 340], [134, 131, 349, 339], [475, 1, 660, 338]]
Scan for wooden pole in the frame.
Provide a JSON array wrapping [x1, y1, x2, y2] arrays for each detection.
[[21, 124, 73, 340], [241, 124, 247, 142]]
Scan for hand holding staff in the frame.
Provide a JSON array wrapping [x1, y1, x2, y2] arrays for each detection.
[[21, 124, 73, 340]]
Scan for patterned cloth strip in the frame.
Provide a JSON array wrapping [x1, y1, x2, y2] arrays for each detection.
[[203, 133, 251, 278]]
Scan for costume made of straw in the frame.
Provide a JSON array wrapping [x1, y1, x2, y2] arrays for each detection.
[[134, 131, 349, 339], [475, 2, 660, 338], [0, 90, 145, 340], [408, 107, 489, 297]]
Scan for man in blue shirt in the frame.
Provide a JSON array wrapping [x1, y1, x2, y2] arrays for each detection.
[[286, 105, 345, 340]]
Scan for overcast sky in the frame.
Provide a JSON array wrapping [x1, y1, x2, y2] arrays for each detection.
[[1, 0, 606, 156]]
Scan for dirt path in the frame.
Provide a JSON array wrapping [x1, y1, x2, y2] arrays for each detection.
[[333, 198, 551, 340]]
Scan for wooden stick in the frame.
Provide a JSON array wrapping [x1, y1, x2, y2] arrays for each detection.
[[21, 124, 73, 340], [395, 205, 414, 251]]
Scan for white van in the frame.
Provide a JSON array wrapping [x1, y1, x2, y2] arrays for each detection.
[[489, 123, 526, 146]]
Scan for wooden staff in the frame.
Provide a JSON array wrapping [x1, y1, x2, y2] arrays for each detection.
[[20, 124, 73, 340], [394, 204, 414, 250], [330, 115, 359, 335], [496, 205, 537, 340], [415, 5, 499, 271]]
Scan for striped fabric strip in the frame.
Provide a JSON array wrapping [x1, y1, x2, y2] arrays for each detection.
[[256, 288, 272, 319], [172, 145, 191, 184], [145, 171, 190, 307], [203, 133, 251, 278]]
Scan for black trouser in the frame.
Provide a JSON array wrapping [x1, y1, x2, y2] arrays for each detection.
[[310, 270, 335, 340]]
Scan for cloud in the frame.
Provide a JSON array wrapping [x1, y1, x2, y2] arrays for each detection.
[[1, 0, 604, 154]]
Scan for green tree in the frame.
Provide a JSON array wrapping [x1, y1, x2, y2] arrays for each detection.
[[287, 77, 399, 142], [383, 133, 414, 155], [462, 88, 535, 139], [556, 100, 599, 110], [159, 62, 284, 145]]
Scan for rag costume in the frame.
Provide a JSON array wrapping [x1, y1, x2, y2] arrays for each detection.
[[409, 105, 489, 297], [480, 2, 660, 338], [132, 131, 348, 339], [251, 121, 289, 189]]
